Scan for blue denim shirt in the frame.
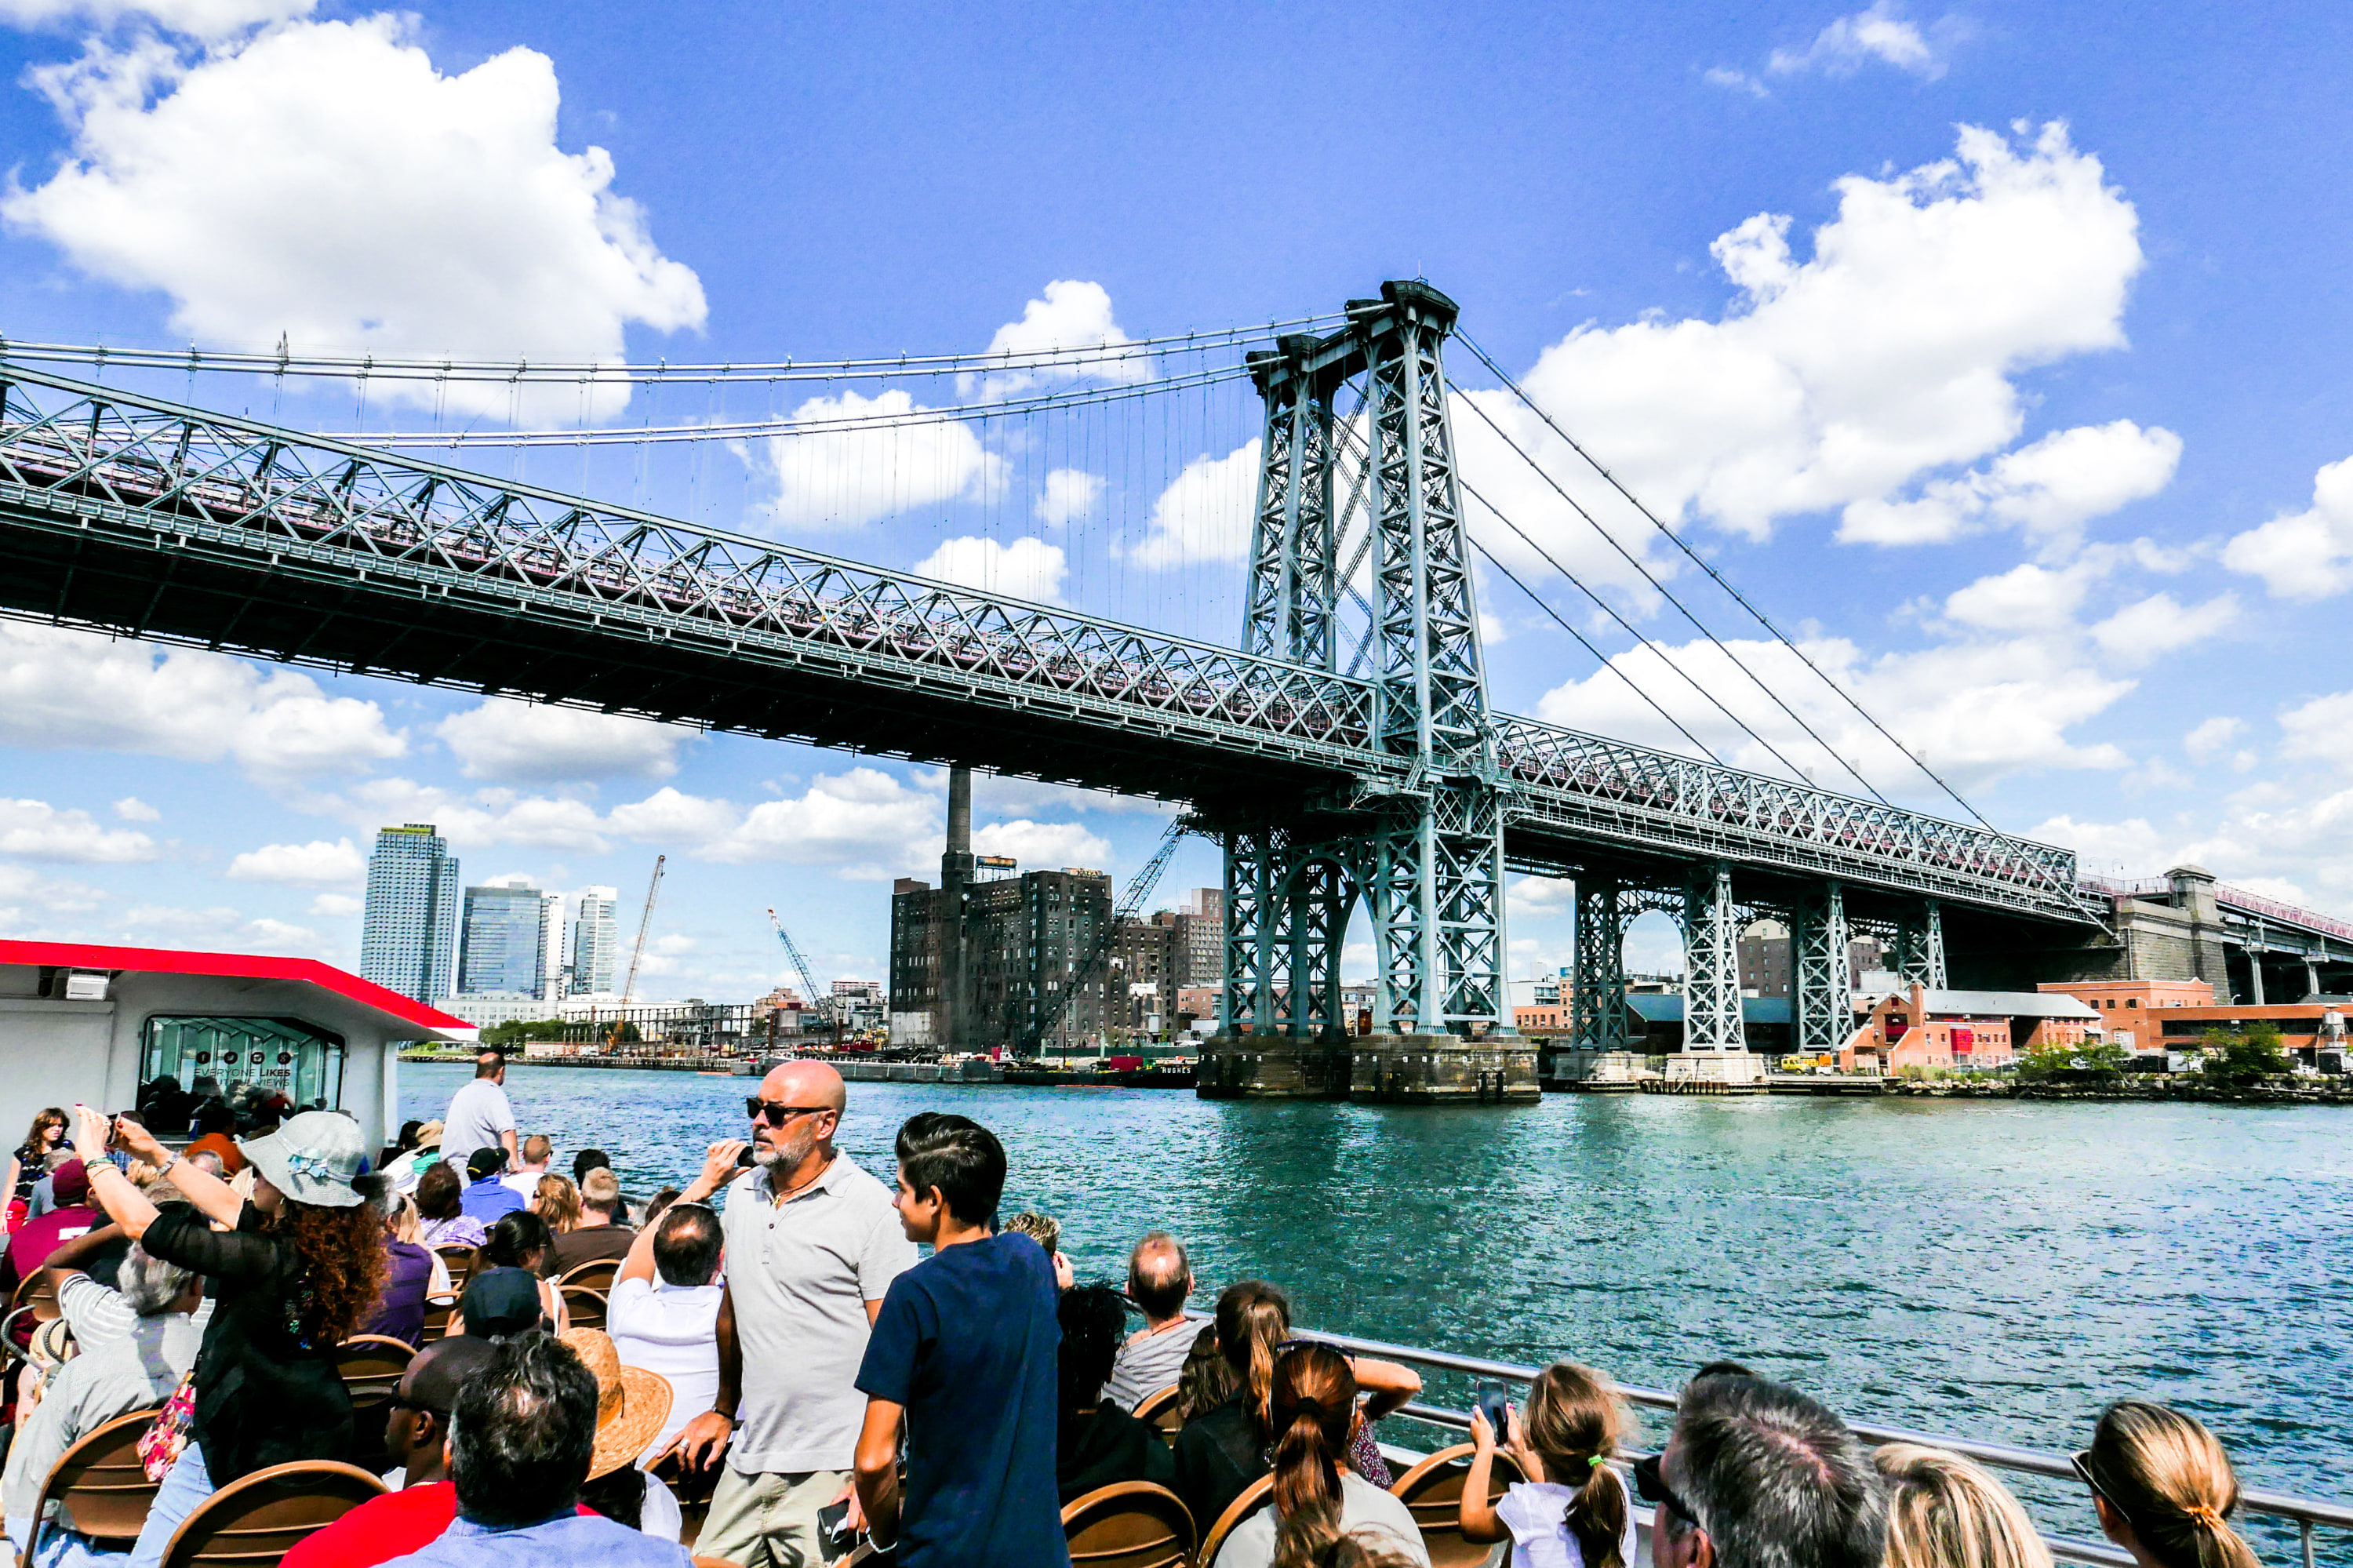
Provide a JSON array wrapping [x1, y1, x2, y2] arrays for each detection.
[[380, 1509, 692, 1568]]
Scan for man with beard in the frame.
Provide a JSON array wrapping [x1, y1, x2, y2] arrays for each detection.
[[663, 1061, 915, 1568]]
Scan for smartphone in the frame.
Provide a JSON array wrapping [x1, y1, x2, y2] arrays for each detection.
[[814, 1499, 855, 1563], [735, 1145, 757, 1167], [1474, 1379, 1514, 1442]]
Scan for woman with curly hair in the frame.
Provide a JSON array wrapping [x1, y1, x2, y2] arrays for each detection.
[[70, 1103, 388, 1568]]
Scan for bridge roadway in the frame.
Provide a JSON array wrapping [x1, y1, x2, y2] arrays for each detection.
[[0, 365, 2090, 931]]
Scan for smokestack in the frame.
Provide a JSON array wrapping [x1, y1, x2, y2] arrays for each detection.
[[947, 765, 972, 855]]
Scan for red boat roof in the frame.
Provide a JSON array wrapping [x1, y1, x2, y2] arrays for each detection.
[[0, 940, 478, 1040]]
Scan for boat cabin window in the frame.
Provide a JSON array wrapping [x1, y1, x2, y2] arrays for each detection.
[[141, 1016, 347, 1111]]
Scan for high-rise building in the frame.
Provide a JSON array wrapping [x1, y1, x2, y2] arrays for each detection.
[[457, 877, 560, 999], [569, 886, 620, 995], [360, 824, 460, 1004]]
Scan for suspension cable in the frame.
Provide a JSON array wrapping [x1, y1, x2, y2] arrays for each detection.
[[341, 362, 1256, 447], [1453, 331, 1998, 831], [1448, 380, 1892, 806], [1469, 537, 1728, 766], [0, 315, 1344, 387], [1458, 474, 1819, 783]]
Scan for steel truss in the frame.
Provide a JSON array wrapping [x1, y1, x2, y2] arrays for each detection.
[[1571, 879, 1629, 1053], [1682, 862, 1747, 1051], [1894, 901, 1949, 989], [1235, 283, 1511, 1038], [0, 345, 2097, 931], [1791, 882, 1852, 1055]]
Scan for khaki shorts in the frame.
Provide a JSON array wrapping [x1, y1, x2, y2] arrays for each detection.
[[696, 1465, 850, 1568]]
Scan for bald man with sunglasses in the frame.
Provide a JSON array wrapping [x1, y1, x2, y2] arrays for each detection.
[[664, 1061, 915, 1568]]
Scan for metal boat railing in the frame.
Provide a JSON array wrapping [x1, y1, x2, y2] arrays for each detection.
[[1258, 1321, 2350, 1568]]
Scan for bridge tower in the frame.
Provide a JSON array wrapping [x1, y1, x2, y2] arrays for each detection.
[[1201, 282, 1535, 1102]]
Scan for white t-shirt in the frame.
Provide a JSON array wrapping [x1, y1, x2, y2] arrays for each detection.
[[440, 1079, 516, 1169], [1213, 1472, 1430, 1568], [638, 1471, 682, 1542], [501, 1167, 551, 1201], [1495, 1478, 1640, 1568], [606, 1275, 724, 1461]]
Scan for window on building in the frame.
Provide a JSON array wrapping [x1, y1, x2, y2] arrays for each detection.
[[142, 1017, 346, 1110]]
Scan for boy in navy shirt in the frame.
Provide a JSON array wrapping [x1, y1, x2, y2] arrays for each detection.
[[853, 1113, 1068, 1568]]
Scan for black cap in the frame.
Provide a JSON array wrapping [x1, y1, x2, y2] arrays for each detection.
[[466, 1146, 506, 1179], [459, 1267, 543, 1339]]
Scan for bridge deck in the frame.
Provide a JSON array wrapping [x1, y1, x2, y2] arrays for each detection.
[[0, 365, 2089, 924]]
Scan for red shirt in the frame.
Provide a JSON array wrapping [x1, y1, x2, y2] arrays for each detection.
[[282, 1481, 597, 1568], [2, 1205, 97, 1293]]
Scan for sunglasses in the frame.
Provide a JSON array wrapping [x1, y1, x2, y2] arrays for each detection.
[[2071, 1450, 2131, 1523], [1633, 1453, 1697, 1526], [745, 1097, 833, 1127]]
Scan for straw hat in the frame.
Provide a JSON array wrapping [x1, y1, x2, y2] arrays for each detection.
[[558, 1328, 672, 1480], [413, 1120, 445, 1149]]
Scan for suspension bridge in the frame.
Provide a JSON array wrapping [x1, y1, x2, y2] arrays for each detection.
[[0, 281, 2168, 1101]]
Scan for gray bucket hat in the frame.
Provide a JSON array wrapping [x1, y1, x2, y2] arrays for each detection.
[[237, 1110, 367, 1208]]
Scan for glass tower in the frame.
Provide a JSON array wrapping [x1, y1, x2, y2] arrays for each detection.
[[569, 886, 620, 995], [360, 824, 460, 1003], [457, 879, 557, 998]]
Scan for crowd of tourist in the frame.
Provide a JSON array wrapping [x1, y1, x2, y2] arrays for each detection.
[[0, 1053, 2289, 1568]]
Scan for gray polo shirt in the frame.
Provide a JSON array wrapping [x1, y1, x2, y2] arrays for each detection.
[[720, 1155, 915, 1475], [1104, 1318, 1198, 1413]]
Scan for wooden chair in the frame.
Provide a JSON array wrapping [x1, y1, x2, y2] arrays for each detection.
[[418, 1293, 458, 1344], [1195, 1474, 1273, 1568], [2, 1271, 63, 1359], [1060, 1480, 1194, 1568], [1130, 1383, 1183, 1446], [558, 1257, 620, 1293], [17, 1406, 160, 1568], [157, 1459, 385, 1567], [1388, 1443, 1526, 1568], [333, 1335, 414, 1473], [559, 1283, 607, 1332], [432, 1246, 475, 1291]]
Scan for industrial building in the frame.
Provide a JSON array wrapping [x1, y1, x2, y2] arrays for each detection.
[[889, 767, 1113, 1054]]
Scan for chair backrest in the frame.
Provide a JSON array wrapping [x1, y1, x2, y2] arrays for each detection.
[[1129, 1384, 1183, 1446], [1060, 1480, 1195, 1568], [334, 1334, 415, 1472], [559, 1283, 607, 1332], [158, 1459, 386, 1568], [418, 1293, 457, 1344], [433, 1245, 475, 1290], [1195, 1474, 1274, 1568], [649, 1449, 721, 1552], [11, 1270, 59, 1321], [21, 1406, 161, 1566], [558, 1257, 620, 1293], [1389, 1443, 1527, 1568]]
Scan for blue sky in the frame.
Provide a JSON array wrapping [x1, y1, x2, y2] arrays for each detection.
[[5, 0, 2353, 997]]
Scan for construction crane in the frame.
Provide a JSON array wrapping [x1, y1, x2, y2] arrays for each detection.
[[1027, 818, 1191, 1054], [607, 854, 665, 1052], [767, 907, 840, 1045]]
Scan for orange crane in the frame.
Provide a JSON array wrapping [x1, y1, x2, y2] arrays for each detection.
[[607, 853, 665, 1052]]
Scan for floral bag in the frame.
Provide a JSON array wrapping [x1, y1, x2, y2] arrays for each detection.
[[137, 1369, 198, 1483]]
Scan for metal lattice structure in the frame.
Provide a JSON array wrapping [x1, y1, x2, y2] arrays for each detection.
[[1791, 882, 1852, 1055], [0, 299, 2100, 1068]]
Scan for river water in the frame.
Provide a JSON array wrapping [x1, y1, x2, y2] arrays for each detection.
[[401, 1065, 2351, 1556]]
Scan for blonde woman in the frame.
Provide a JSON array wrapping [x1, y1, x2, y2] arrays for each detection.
[[1875, 1443, 2053, 1568], [2075, 1402, 2260, 1568], [533, 1173, 583, 1240]]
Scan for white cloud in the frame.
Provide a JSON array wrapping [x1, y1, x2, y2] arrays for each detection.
[[2087, 593, 2237, 667], [913, 536, 1067, 604], [1533, 628, 2133, 791], [2184, 717, 2242, 763], [435, 700, 690, 783], [971, 819, 1113, 871], [967, 280, 1147, 396], [704, 769, 940, 877], [2222, 454, 2353, 602], [0, 0, 307, 36], [1490, 124, 2148, 560], [2, 16, 704, 423], [111, 797, 159, 821], [308, 892, 362, 918], [1938, 559, 2097, 632], [2279, 693, 2353, 769], [1841, 420, 2180, 549], [1509, 875, 1574, 918], [0, 798, 159, 862], [749, 387, 1006, 531], [0, 622, 404, 780], [323, 779, 610, 853], [1703, 66, 1769, 98], [224, 837, 363, 886], [1129, 439, 1261, 568], [1035, 468, 1103, 526], [120, 903, 323, 956], [1768, 4, 1953, 79], [606, 786, 740, 846]]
